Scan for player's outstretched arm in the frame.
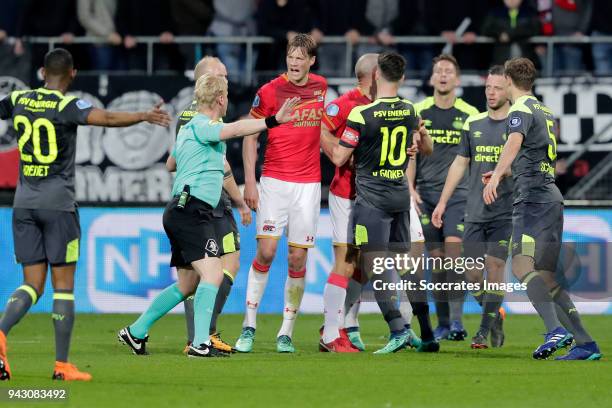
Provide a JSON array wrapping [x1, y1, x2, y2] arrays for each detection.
[[320, 125, 338, 162], [86, 101, 171, 127], [220, 97, 299, 140], [483, 132, 522, 204], [432, 156, 470, 228]]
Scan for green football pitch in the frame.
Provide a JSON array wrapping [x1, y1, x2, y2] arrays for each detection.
[[2, 313, 611, 408]]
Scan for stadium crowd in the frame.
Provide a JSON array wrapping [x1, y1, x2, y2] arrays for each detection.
[[0, 0, 610, 79]]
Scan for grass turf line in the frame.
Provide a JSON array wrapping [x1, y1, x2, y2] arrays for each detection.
[[1, 314, 611, 408]]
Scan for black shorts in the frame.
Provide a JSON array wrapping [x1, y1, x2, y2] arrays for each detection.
[[418, 190, 466, 251], [352, 201, 410, 252], [12, 208, 81, 265], [511, 201, 563, 272], [212, 208, 240, 256], [463, 220, 512, 261], [163, 196, 221, 267]]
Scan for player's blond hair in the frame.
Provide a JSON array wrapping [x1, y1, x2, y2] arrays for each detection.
[[195, 73, 228, 109]]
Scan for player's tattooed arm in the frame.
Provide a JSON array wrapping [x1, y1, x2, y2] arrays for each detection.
[[87, 100, 171, 127], [483, 132, 523, 204], [320, 124, 338, 162], [432, 156, 470, 228]]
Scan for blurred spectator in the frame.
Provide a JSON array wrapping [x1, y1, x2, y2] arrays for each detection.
[[358, 0, 399, 55], [256, 0, 313, 72], [481, 0, 540, 67], [0, 0, 30, 81], [208, 0, 256, 83], [551, 0, 592, 75], [309, 0, 368, 77], [390, 0, 435, 78], [171, 0, 215, 71], [0, 0, 21, 37], [115, 0, 181, 71], [536, 0, 554, 35], [590, 0, 612, 75], [77, 0, 121, 71], [15, 0, 81, 75], [426, 0, 489, 70]]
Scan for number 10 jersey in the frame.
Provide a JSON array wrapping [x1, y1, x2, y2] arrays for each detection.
[[340, 96, 419, 213]]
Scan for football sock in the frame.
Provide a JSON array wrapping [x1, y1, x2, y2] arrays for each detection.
[[448, 268, 465, 324], [399, 302, 413, 329], [52, 290, 74, 363], [130, 283, 185, 339], [0, 284, 39, 335], [209, 271, 234, 334], [183, 295, 195, 343], [403, 273, 434, 341], [479, 291, 504, 335], [373, 268, 406, 333], [322, 273, 349, 343], [277, 269, 306, 338], [411, 301, 434, 342], [243, 261, 269, 329], [431, 268, 449, 327], [521, 272, 561, 332], [550, 285, 593, 345], [397, 268, 413, 328], [193, 282, 219, 346], [344, 279, 362, 328]]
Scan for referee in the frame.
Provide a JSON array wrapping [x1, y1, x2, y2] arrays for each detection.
[[119, 74, 299, 358]]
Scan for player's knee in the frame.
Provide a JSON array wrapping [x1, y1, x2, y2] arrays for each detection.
[[444, 240, 462, 258], [222, 253, 240, 277], [288, 247, 307, 271], [177, 270, 199, 296], [486, 258, 506, 280], [288, 256, 306, 273], [256, 242, 277, 265], [24, 282, 44, 300], [511, 255, 534, 280], [465, 268, 483, 284]]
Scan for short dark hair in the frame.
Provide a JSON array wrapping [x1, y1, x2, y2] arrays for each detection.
[[44, 48, 74, 76], [287, 33, 317, 58], [504, 58, 536, 91], [432, 54, 460, 75], [488, 65, 505, 76], [377, 51, 406, 82]]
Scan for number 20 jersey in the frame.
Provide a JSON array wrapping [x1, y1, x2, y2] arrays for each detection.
[[0, 88, 93, 211], [340, 97, 419, 213]]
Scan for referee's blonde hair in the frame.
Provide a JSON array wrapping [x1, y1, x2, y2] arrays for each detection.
[[195, 73, 228, 109]]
